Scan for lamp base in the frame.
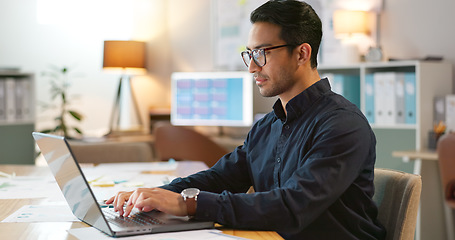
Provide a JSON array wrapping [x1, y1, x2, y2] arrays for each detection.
[[107, 74, 144, 137]]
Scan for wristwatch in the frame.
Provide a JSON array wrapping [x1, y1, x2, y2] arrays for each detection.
[[181, 188, 200, 217]]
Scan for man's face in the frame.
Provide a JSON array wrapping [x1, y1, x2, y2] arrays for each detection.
[[246, 22, 298, 98]]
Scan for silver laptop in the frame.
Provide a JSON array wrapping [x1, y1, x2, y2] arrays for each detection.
[[32, 132, 214, 237]]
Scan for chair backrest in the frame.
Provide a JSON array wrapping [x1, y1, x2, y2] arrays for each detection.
[[373, 168, 422, 240], [153, 124, 229, 168], [69, 141, 154, 163], [437, 132, 455, 208]]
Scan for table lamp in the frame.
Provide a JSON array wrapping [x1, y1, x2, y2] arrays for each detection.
[[103, 40, 146, 136], [333, 10, 370, 63]]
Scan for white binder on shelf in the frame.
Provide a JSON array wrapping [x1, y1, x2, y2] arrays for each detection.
[[21, 79, 32, 121], [13, 78, 32, 121], [374, 72, 396, 125], [364, 73, 375, 124], [404, 72, 417, 124], [395, 73, 406, 124], [5, 77, 16, 122], [0, 79, 6, 120], [433, 95, 455, 133], [446, 95, 455, 133], [14, 78, 25, 120], [434, 96, 446, 125]]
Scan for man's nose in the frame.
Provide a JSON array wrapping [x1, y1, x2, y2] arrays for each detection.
[[248, 59, 261, 73]]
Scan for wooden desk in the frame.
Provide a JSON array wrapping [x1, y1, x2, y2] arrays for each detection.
[[0, 164, 283, 240], [392, 149, 437, 175]]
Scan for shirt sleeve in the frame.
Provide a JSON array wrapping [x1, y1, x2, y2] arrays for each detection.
[[159, 142, 253, 194]]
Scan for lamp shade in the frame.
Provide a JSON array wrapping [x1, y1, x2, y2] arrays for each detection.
[[103, 40, 146, 74], [333, 10, 369, 35]]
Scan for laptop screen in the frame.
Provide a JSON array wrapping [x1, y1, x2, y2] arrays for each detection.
[[33, 132, 112, 235]]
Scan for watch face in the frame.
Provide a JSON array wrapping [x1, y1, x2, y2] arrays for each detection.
[[182, 188, 200, 198]]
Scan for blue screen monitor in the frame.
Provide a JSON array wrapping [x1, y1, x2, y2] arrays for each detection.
[[171, 71, 253, 127]]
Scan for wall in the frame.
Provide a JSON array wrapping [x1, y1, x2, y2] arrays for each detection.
[[0, 0, 454, 239], [0, 0, 454, 134], [0, 0, 170, 136], [381, 0, 455, 86]]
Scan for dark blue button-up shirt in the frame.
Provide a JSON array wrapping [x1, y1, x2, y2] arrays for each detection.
[[161, 78, 386, 240]]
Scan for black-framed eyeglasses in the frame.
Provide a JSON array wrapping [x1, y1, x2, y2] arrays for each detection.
[[241, 44, 291, 68]]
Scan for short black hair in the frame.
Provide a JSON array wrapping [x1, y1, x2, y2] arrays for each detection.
[[250, 0, 322, 68]]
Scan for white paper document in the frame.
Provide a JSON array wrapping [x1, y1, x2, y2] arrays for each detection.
[[94, 161, 178, 173], [2, 204, 79, 222], [0, 175, 64, 201], [68, 228, 248, 240]]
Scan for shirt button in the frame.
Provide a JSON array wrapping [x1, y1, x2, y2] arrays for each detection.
[[277, 157, 281, 163], [284, 125, 290, 130]]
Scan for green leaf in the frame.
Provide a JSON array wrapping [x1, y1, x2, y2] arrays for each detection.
[[42, 65, 83, 138], [69, 110, 83, 121], [73, 127, 83, 134]]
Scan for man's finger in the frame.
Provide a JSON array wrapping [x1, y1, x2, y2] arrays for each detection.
[[105, 197, 114, 204], [123, 203, 134, 217]]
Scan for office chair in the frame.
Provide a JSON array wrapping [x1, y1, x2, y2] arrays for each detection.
[[437, 132, 455, 240], [69, 141, 154, 163], [153, 123, 229, 168], [437, 133, 455, 208], [373, 168, 422, 240]]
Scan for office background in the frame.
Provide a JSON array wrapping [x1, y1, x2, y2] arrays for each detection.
[[1, 0, 454, 135], [1, 1, 454, 239]]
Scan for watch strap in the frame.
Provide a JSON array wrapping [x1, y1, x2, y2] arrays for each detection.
[[185, 196, 197, 216]]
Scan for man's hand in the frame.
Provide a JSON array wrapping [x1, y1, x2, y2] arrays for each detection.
[[105, 188, 187, 217]]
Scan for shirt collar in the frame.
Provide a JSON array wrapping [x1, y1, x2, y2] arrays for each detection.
[[272, 78, 331, 122]]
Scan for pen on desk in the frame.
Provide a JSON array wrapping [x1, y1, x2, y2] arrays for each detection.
[[88, 175, 104, 184], [114, 180, 127, 184]]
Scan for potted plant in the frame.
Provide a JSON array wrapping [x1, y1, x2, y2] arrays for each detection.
[[40, 66, 83, 139]]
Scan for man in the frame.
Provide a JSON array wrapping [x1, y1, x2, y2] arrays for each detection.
[[107, 1, 386, 239]]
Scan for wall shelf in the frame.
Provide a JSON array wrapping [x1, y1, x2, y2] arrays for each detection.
[[0, 72, 35, 165]]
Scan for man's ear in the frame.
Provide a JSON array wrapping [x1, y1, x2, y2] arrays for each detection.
[[297, 43, 312, 65]]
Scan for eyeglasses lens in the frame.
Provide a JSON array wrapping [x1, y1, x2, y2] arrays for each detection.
[[253, 50, 265, 67], [241, 50, 265, 67], [241, 52, 251, 67]]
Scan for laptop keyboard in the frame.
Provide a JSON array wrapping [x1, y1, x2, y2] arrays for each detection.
[[103, 208, 164, 227]]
